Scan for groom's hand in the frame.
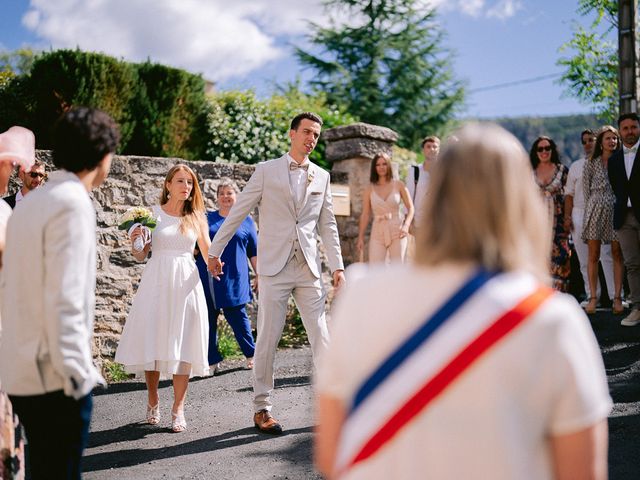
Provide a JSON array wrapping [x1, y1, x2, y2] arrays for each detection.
[[208, 256, 224, 280], [333, 269, 346, 294]]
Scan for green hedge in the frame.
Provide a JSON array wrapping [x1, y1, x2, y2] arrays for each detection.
[[0, 49, 209, 159], [206, 87, 356, 168]]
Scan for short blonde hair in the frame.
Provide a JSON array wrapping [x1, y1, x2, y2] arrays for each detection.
[[415, 123, 549, 280]]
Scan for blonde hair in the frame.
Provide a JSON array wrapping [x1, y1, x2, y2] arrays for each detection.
[[415, 123, 549, 281], [160, 164, 205, 234]]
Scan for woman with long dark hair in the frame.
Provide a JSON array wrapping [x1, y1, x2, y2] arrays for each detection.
[[530, 136, 571, 292]]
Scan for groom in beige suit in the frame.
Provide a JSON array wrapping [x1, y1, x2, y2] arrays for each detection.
[[208, 112, 345, 434]]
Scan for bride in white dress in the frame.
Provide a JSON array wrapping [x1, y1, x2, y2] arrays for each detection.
[[115, 164, 211, 432]]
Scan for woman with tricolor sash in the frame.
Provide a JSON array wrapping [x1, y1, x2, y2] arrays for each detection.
[[315, 123, 612, 480]]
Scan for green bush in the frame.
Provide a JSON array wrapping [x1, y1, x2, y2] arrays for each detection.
[[126, 62, 210, 159], [0, 49, 210, 159], [206, 87, 356, 169], [24, 49, 139, 149]]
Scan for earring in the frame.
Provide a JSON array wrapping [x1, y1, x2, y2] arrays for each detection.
[[188, 196, 193, 201], [167, 192, 171, 199]]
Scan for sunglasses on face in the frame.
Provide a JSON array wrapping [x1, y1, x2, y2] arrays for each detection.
[[537, 146, 552, 153], [28, 171, 46, 179]]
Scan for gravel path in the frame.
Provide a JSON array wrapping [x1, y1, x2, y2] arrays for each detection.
[[83, 307, 640, 479]]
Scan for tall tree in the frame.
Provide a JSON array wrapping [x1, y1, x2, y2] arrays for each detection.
[[296, 0, 465, 148], [557, 0, 618, 121]]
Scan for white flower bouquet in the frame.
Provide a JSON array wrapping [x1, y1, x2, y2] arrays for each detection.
[[118, 207, 158, 252]]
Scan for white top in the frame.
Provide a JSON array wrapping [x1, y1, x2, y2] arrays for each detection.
[[14, 189, 24, 204], [0, 170, 105, 399], [623, 140, 639, 207], [287, 153, 309, 206], [404, 165, 431, 225], [317, 263, 612, 480], [565, 158, 586, 210]]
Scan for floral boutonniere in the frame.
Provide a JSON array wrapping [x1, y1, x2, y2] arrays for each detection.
[[307, 168, 315, 186]]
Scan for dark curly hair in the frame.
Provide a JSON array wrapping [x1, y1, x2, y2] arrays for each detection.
[[52, 107, 120, 173], [529, 136, 560, 168]]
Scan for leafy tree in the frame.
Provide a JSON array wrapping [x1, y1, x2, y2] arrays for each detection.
[[557, 0, 618, 121], [0, 48, 37, 76], [295, 0, 465, 148], [206, 86, 356, 168]]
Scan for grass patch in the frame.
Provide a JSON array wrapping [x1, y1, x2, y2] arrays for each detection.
[[103, 360, 132, 383], [217, 320, 243, 359], [279, 310, 309, 348]]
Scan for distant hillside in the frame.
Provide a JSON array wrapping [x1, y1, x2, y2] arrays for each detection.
[[483, 114, 605, 165]]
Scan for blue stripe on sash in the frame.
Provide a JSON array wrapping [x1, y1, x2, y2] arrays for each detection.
[[350, 268, 497, 414]]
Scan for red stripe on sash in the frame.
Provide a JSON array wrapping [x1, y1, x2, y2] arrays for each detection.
[[345, 285, 554, 471]]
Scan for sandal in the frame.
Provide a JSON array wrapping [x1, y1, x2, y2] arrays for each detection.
[[146, 404, 160, 425], [246, 357, 254, 370], [613, 297, 625, 315], [171, 410, 187, 433], [585, 297, 597, 315]]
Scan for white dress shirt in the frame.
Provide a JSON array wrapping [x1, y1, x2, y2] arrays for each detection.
[[14, 189, 24, 204], [287, 153, 309, 206], [565, 158, 586, 210], [405, 165, 431, 225], [623, 140, 639, 207]]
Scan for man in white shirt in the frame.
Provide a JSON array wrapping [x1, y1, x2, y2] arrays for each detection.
[[0, 107, 119, 479], [608, 112, 640, 326], [564, 129, 616, 305], [405, 135, 440, 232], [2, 159, 46, 208]]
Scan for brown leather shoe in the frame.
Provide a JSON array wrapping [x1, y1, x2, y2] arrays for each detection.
[[253, 409, 283, 435]]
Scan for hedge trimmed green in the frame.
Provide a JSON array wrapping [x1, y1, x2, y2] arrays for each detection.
[[0, 49, 209, 159]]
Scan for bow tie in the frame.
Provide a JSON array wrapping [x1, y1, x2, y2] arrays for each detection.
[[289, 162, 309, 171], [624, 146, 637, 154]]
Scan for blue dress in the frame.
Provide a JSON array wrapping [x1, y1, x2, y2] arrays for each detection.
[[195, 211, 257, 364]]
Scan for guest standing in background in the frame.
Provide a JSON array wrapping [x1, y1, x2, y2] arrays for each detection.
[[0, 126, 35, 480], [2, 158, 46, 209], [115, 164, 210, 433], [357, 153, 414, 264], [405, 136, 439, 235], [315, 123, 611, 480], [582, 126, 625, 314], [565, 129, 617, 307], [0, 109, 118, 479], [530, 136, 571, 292], [195, 180, 257, 372], [609, 112, 640, 326]]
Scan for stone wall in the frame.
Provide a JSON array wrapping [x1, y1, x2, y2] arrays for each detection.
[[7, 152, 350, 369], [323, 123, 399, 264]]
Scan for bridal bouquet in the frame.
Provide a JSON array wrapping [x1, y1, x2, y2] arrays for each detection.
[[118, 207, 158, 252]]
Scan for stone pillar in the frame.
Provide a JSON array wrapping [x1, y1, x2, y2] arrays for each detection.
[[323, 122, 399, 265]]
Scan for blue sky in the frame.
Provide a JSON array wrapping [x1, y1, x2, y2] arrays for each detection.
[[0, 0, 607, 119]]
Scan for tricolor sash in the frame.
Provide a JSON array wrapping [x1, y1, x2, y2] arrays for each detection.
[[335, 269, 554, 476]]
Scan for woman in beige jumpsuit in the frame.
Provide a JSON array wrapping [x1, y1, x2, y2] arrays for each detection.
[[357, 153, 414, 264]]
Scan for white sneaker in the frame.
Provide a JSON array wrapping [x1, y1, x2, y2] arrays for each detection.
[[621, 309, 640, 327]]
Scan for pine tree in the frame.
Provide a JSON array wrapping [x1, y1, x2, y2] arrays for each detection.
[[296, 0, 465, 148]]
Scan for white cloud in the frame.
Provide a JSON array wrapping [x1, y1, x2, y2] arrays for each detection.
[[20, 0, 520, 84], [487, 0, 523, 20]]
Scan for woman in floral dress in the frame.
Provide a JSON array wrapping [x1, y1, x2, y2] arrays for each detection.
[[530, 136, 571, 291]]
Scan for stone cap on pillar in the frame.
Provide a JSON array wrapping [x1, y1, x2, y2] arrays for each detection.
[[322, 122, 399, 163]]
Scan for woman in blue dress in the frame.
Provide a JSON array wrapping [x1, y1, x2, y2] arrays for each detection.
[[196, 179, 257, 371]]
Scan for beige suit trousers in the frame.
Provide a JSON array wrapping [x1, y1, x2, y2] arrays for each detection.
[[253, 250, 329, 412]]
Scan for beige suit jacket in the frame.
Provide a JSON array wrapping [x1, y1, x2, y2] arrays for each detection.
[[210, 155, 344, 278]]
